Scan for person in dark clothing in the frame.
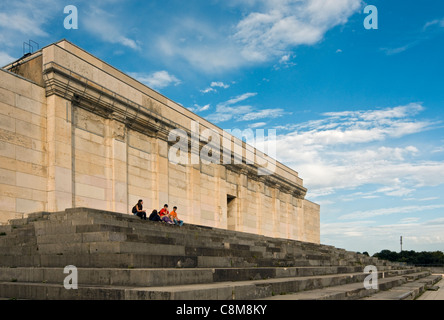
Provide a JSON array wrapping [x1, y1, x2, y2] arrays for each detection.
[[133, 199, 147, 220], [149, 209, 162, 222]]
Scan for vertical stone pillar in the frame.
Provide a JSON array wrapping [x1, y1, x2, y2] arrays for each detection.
[[286, 195, 292, 240], [236, 169, 248, 233], [257, 178, 265, 237], [186, 163, 201, 225], [291, 196, 302, 241], [105, 118, 128, 213], [154, 135, 169, 209], [214, 165, 223, 229], [297, 199, 305, 242], [218, 167, 228, 229], [46, 96, 73, 212], [272, 185, 280, 238]]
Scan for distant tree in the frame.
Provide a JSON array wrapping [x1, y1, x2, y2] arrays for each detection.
[[372, 250, 444, 265], [373, 250, 399, 262]]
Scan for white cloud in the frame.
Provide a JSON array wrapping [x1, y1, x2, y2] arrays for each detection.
[[423, 18, 444, 31], [263, 103, 444, 199], [0, 0, 61, 55], [338, 204, 444, 221], [0, 12, 48, 37], [211, 82, 230, 89], [381, 17, 444, 56], [188, 104, 211, 113], [239, 108, 286, 121], [201, 81, 231, 93], [200, 87, 216, 94], [129, 71, 181, 90], [248, 122, 267, 128], [206, 105, 254, 123], [234, 0, 362, 62], [154, 0, 363, 72], [0, 51, 16, 66], [0, 0, 60, 38], [404, 197, 439, 202], [224, 92, 257, 106], [321, 217, 444, 254], [205, 92, 286, 123], [155, 17, 246, 73], [274, 53, 297, 69], [83, 5, 140, 50]]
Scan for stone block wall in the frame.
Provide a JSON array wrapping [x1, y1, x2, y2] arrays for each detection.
[[0, 69, 47, 223], [0, 40, 320, 244]]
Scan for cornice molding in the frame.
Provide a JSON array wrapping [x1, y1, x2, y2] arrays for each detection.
[[43, 61, 307, 199]]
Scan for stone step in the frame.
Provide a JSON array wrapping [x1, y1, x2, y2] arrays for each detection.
[[7, 210, 401, 266], [260, 271, 433, 300], [0, 270, 407, 300], [362, 274, 443, 300], [31, 221, 301, 257], [0, 208, 424, 300], [0, 266, 420, 288], [39, 209, 349, 254], [1, 219, 381, 268], [0, 250, 344, 269], [4, 210, 383, 266], [0, 240, 320, 266], [29, 221, 293, 253], [2, 216, 384, 269]]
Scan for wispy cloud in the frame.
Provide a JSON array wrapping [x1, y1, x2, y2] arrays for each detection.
[[381, 16, 444, 56], [423, 18, 444, 31], [154, 0, 363, 72], [211, 82, 230, 89], [205, 91, 288, 123], [339, 204, 444, 220], [83, 5, 140, 50], [200, 81, 231, 94], [233, 0, 363, 62], [322, 217, 444, 253], [248, 122, 267, 128], [0, 0, 60, 56], [239, 108, 287, 121], [264, 103, 444, 199], [128, 71, 181, 90], [0, 0, 59, 38], [380, 40, 422, 56], [205, 94, 254, 123], [0, 51, 15, 66], [188, 104, 211, 113]]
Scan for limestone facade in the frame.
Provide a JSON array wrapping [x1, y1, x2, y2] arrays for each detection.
[[0, 40, 320, 243]]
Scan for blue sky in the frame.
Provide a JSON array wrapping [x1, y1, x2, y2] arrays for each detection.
[[1, 0, 443, 255]]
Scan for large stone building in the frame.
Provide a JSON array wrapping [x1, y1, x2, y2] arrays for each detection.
[[0, 40, 320, 244]]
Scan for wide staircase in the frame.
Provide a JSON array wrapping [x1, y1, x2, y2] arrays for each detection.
[[0, 208, 441, 300]]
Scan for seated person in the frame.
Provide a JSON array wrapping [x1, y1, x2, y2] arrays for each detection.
[[170, 206, 184, 226], [148, 209, 161, 222], [159, 204, 174, 224], [132, 200, 147, 220]]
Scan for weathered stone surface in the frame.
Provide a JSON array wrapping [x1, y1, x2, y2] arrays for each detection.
[[0, 40, 319, 244]]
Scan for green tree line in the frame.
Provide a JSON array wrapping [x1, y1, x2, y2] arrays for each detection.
[[372, 250, 444, 265]]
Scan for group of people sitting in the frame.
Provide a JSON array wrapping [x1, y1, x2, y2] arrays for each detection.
[[132, 200, 184, 226]]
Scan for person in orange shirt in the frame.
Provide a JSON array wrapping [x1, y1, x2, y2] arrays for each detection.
[[170, 206, 184, 227]]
